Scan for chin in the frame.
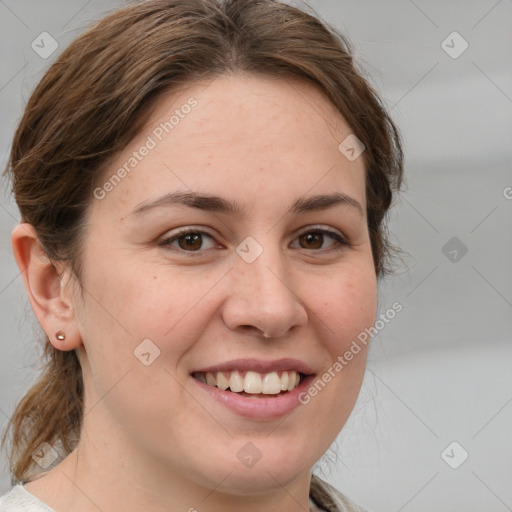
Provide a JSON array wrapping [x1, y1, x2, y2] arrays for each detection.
[[193, 440, 314, 495], [208, 464, 309, 497]]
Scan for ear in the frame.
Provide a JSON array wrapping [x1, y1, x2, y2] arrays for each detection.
[[11, 223, 82, 351]]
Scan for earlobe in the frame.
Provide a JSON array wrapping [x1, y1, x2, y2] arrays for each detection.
[[11, 223, 82, 351]]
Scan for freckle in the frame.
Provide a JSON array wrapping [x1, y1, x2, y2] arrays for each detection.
[[153, 276, 157, 279]]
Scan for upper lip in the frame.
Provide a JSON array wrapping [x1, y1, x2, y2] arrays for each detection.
[[192, 358, 314, 375]]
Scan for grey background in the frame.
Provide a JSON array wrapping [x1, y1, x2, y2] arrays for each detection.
[[1, 1, 511, 511]]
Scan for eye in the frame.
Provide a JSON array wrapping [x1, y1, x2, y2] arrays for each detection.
[[159, 229, 217, 252], [290, 228, 348, 251]]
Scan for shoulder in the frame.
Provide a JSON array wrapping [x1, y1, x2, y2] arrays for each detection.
[[310, 474, 372, 512], [0, 484, 56, 511]]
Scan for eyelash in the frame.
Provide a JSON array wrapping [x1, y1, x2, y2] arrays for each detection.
[[159, 226, 349, 255]]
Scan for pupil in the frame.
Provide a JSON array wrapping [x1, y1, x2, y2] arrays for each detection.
[[180, 234, 202, 250], [301, 232, 323, 249]]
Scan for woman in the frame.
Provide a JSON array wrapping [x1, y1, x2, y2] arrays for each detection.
[[0, 0, 403, 510]]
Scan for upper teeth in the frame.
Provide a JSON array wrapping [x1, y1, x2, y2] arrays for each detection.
[[194, 370, 301, 395]]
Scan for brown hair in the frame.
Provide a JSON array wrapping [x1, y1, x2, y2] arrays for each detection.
[[1, 0, 403, 484]]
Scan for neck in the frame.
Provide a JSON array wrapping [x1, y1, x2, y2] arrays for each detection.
[[32, 434, 313, 512]]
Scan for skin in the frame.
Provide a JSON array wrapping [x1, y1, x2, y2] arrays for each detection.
[[12, 73, 377, 512]]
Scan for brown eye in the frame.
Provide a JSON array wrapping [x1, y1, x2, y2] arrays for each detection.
[[291, 228, 347, 252], [160, 230, 216, 252], [178, 233, 203, 251], [298, 232, 324, 249]]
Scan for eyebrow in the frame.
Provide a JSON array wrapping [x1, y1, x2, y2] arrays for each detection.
[[129, 191, 363, 217]]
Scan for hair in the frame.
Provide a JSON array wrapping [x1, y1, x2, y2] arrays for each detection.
[[1, 0, 403, 484]]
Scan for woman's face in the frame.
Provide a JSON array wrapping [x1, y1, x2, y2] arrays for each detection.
[[73, 73, 377, 495]]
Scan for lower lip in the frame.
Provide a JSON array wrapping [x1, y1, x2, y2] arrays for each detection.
[[191, 375, 316, 420]]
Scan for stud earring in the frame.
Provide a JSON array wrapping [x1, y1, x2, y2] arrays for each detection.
[[55, 331, 66, 341]]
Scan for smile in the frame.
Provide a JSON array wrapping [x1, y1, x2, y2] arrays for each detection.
[[192, 370, 303, 396]]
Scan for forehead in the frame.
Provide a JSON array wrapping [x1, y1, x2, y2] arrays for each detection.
[[91, 73, 366, 217]]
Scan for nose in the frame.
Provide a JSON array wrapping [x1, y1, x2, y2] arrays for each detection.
[[221, 245, 308, 338]]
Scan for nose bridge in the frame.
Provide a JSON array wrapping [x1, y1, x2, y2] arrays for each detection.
[[244, 254, 287, 301], [236, 234, 289, 297], [223, 235, 307, 337]]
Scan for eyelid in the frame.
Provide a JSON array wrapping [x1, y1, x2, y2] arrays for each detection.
[[159, 225, 214, 238], [294, 224, 348, 242]]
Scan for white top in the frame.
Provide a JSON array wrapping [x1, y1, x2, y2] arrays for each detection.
[[0, 475, 369, 511], [0, 484, 55, 511]]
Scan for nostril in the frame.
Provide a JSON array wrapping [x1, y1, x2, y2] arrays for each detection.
[[237, 325, 271, 338]]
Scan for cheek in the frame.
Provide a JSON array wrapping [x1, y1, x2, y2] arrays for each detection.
[[307, 265, 376, 405], [307, 262, 378, 356], [77, 254, 224, 367], [291, 263, 377, 454]]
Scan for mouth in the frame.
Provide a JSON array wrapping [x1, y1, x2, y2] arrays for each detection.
[[190, 359, 316, 419], [191, 370, 305, 398]]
